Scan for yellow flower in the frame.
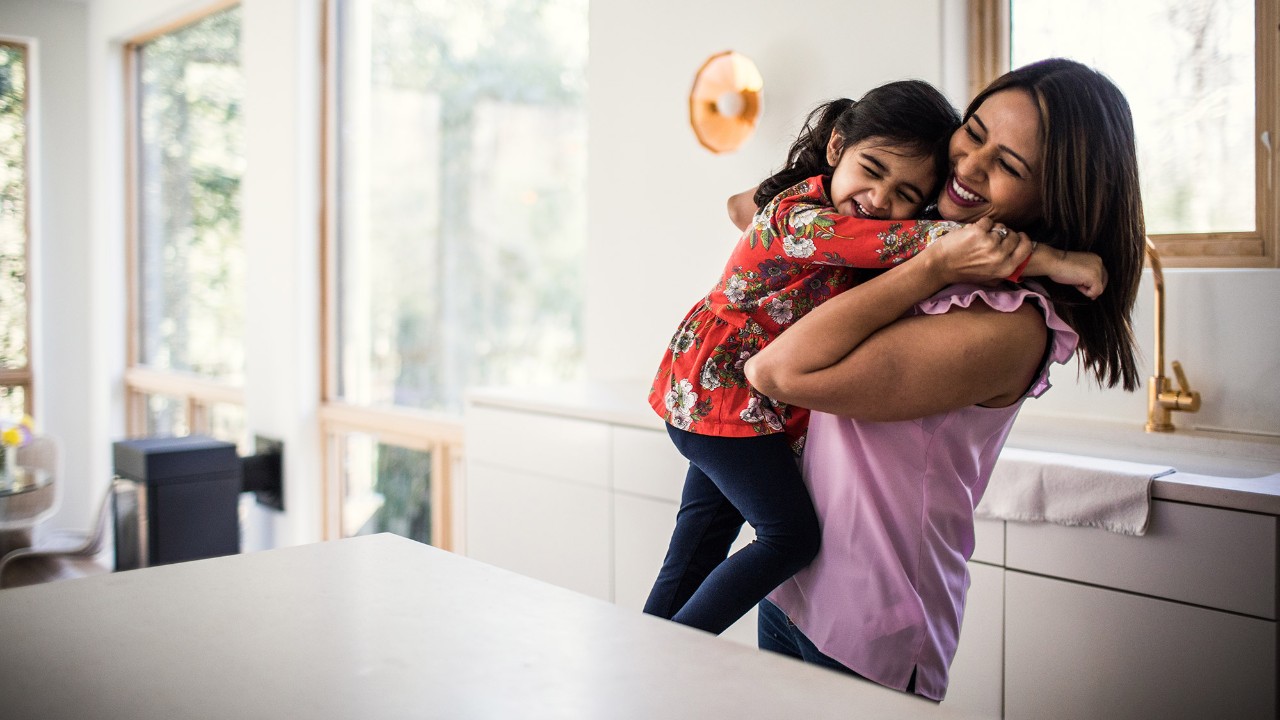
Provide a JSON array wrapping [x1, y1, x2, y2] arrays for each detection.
[[1, 427, 21, 447]]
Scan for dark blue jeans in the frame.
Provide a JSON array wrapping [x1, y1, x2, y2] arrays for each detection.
[[643, 425, 820, 635], [758, 599, 920, 694]]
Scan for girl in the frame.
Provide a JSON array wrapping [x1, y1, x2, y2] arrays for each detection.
[[644, 80, 1100, 636]]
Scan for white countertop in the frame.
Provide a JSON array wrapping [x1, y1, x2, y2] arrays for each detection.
[[467, 381, 1280, 516], [0, 535, 986, 720]]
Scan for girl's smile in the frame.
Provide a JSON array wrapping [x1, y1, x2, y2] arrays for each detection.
[[827, 132, 937, 221]]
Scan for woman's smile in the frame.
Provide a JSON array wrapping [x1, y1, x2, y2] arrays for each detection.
[[945, 175, 987, 207]]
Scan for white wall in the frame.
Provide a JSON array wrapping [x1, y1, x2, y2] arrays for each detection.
[[47, 0, 321, 547], [585, 0, 1280, 438], [0, 0, 92, 529], [586, 0, 950, 385], [2, 0, 1275, 548]]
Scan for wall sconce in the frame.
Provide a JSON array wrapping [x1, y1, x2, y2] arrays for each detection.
[[689, 50, 763, 154]]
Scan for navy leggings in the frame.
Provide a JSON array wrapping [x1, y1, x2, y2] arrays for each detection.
[[643, 424, 821, 635]]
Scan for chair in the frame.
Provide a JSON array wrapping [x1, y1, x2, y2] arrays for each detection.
[[0, 478, 114, 591], [0, 435, 61, 556]]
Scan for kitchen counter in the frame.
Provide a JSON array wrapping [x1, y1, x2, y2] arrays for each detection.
[[0, 534, 986, 720], [467, 381, 1280, 516]]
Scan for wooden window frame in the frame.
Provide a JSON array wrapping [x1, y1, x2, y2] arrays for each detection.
[[0, 39, 33, 416], [319, 0, 463, 550], [968, 0, 1279, 268], [122, 1, 245, 439]]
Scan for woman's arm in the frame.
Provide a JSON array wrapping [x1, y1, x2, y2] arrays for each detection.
[[744, 221, 1046, 420]]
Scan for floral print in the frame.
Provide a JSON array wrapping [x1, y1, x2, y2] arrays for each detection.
[[649, 176, 957, 443]]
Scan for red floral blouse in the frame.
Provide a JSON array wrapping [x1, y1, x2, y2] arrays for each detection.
[[648, 176, 959, 447]]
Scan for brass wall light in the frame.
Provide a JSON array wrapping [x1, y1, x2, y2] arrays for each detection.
[[689, 50, 763, 154]]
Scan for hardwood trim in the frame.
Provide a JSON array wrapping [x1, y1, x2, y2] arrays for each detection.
[[319, 402, 464, 550], [0, 369, 31, 385], [318, 402, 464, 449], [968, 0, 1279, 268], [1257, 0, 1278, 265], [123, 42, 140, 378], [320, 0, 338, 406], [124, 366, 245, 406], [1, 41, 34, 415], [125, 0, 241, 48], [966, 0, 1008, 104]]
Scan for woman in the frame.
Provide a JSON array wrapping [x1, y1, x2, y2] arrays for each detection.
[[737, 58, 1144, 701]]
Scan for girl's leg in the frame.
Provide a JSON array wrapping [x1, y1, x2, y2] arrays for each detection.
[[667, 428, 820, 635], [643, 452, 746, 620]]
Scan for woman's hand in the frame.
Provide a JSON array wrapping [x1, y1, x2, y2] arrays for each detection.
[[926, 218, 1031, 286]]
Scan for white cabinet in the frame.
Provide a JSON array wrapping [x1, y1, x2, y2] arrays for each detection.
[[465, 406, 615, 601], [1005, 571, 1277, 720], [467, 390, 1280, 719], [466, 463, 613, 601], [1006, 500, 1276, 618], [467, 400, 756, 644], [1001, 500, 1277, 719], [945, 562, 1004, 719]]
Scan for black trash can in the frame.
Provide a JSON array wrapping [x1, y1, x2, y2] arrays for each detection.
[[112, 435, 241, 571]]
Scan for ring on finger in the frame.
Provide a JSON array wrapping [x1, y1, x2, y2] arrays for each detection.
[[993, 225, 1009, 240]]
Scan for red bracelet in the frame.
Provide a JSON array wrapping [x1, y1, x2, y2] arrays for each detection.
[[1007, 251, 1033, 282]]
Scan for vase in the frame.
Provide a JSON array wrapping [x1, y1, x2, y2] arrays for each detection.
[[0, 444, 14, 480]]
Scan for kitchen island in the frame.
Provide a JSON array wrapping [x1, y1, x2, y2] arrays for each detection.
[[0, 534, 982, 720]]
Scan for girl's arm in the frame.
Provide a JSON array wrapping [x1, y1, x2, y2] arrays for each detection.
[[728, 183, 1105, 296], [744, 220, 1047, 420], [1022, 242, 1108, 299], [728, 188, 757, 231]]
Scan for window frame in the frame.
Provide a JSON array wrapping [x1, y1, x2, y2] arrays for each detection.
[[0, 39, 34, 417], [968, 0, 1279, 268], [319, 0, 464, 550], [122, 0, 247, 439]]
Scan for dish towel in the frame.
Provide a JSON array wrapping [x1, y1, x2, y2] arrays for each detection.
[[976, 448, 1175, 536]]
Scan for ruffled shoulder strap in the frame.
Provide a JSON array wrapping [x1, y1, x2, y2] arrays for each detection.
[[913, 281, 1079, 398]]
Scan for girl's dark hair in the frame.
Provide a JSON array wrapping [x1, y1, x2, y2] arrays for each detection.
[[754, 80, 961, 207], [970, 58, 1144, 391]]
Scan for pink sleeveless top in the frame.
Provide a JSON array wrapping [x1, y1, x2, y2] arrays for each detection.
[[767, 282, 1079, 701]]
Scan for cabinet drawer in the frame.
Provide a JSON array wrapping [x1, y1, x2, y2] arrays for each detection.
[[465, 405, 612, 489], [1005, 572, 1276, 720], [466, 464, 612, 601], [971, 517, 1004, 566], [1006, 500, 1276, 618], [612, 426, 687, 502]]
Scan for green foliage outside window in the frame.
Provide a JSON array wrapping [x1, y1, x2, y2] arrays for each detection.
[[0, 44, 28, 372], [337, 0, 588, 413], [136, 6, 245, 383]]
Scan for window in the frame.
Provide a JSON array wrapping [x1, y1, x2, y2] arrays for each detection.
[[0, 41, 31, 418], [124, 3, 247, 443], [969, 0, 1278, 266], [323, 0, 588, 546]]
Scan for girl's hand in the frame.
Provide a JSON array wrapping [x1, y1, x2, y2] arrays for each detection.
[[1045, 248, 1107, 299], [926, 218, 1029, 286]]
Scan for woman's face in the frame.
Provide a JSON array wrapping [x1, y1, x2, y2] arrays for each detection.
[[826, 132, 936, 221], [937, 89, 1044, 227]]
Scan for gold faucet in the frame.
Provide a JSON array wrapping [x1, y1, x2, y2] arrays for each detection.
[[1145, 238, 1201, 432]]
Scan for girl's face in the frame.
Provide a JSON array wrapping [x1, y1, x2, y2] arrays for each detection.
[[826, 132, 936, 220], [938, 88, 1044, 226]]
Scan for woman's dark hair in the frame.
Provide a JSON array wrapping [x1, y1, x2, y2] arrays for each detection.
[[971, 58, 1144, 391], [753, 80, 961, 207]]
